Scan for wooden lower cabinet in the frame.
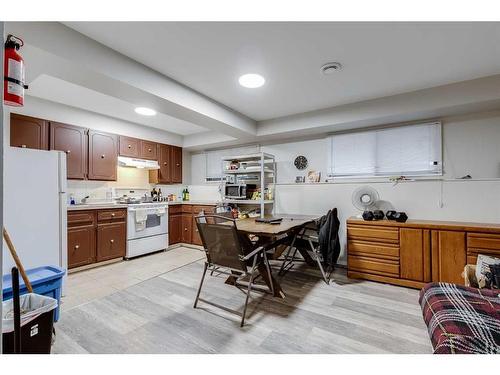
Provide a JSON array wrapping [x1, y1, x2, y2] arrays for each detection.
[[399, 228, 431, 283], [431, 230, 466, 284], [68, 225, 95, 268], [168, 204, 215, 246], [97, 222, 126, 262], [67, 208, 126, 269], [347, 218, 500, 288], [181, 214, 193, 243]]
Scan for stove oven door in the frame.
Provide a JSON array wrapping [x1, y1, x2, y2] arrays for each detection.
[[127, 207, 168, 240]]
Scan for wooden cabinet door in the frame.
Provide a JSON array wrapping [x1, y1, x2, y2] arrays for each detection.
[[181, 213, 192, 243], [68, 225, 95, 268], [192, 215, 202, 246], [119, 136, 140, 158], [158, 144, 172, 183], [400, 228, 431, 282], [88, 130, 118, 181], [431, 230, 466, 284], [169, 214, 182, 244], [171, 146, 183, 183], [140, 140, 158, 160], [50, 122, 87, 179], [10, 113, 49, 150], [96, 222, 126, 262]]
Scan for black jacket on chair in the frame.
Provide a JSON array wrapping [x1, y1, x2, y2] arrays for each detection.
[[318, 208, 341, 271]]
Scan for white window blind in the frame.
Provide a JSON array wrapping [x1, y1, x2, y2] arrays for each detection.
[[327, 122, 442, 177], [205, 145, 260, 181]]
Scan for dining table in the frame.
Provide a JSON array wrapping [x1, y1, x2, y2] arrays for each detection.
[[224, 214, 321, 298]]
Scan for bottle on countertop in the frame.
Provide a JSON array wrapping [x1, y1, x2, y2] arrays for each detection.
[[151, 187, 158, 201], [69, 195, 75, 205], [185, 186, 190, 201], [158, 188, 162, 202]]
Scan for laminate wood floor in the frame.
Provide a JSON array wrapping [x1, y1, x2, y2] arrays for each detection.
[[53, 253, 433, 354]]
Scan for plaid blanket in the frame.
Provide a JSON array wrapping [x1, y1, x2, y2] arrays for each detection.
[[419, 283, 500, 354]]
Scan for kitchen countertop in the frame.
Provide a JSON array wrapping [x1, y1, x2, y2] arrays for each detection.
[[67, 203, 129, 211], [67, 200, 221, 211]]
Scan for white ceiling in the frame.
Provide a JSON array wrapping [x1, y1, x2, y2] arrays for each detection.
[[29, 74, 207, 135], [65, 22, 500, 121]]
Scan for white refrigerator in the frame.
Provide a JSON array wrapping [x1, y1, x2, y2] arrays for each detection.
[[3, 147, 68, 277]]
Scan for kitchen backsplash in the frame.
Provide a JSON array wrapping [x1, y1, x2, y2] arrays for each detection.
[[67, 167, 186, 203]]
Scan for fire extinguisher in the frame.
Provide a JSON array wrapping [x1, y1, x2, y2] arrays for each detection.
[[4, 34, 28, 107]]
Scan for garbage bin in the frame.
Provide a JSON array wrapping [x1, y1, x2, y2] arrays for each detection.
[[2, 293, 58, 354]]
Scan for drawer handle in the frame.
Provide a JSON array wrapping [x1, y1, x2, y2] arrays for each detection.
[[164, 162, 167, 166], [101, 154, 105, 159], [176, 163, 180, 167], [148, 148, 152, 152], [74, 245, 80, 250], [66, 150, 71, 154], [128, 144, 132, 149], [110, 239, 114, 243], [111, 213, 115, 217], [184, 228, 188, 231]]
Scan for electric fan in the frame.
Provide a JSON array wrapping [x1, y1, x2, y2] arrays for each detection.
[[351, 186, 380, 218]]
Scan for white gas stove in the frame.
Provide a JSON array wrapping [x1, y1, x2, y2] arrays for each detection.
[[125, 201, 169, 259]]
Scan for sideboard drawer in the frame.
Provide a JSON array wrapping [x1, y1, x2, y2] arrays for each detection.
[[348, 255, 400, 278], [348, 240, 399, 260], [467, 232, 500, 261], [347, 224, 399, 244]]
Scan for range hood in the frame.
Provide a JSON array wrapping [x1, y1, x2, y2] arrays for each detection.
[[118, 156, 160, 170]]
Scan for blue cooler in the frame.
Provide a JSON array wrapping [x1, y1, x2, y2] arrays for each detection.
[[2, 266, 65, 321]]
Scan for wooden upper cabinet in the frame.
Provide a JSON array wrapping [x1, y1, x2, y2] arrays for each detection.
[[10, 113, 49, 150], [119, 135, 140, 158], [158, 144, 172, 183], [171, 146, 183, 183], [88, 130, 118, 181], [50, 122, 87, 180], [140, 140, 158, 160]]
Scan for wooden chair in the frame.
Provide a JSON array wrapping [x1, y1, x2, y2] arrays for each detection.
[[193, 215, 274, 327]]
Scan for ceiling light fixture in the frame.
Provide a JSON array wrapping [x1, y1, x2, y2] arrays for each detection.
[[321, 62, 342, 75], [238, 73, 265, 88], [135, 107, 156, 116]]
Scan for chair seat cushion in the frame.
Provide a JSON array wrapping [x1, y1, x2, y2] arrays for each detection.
[[419, 282, 500, 354]]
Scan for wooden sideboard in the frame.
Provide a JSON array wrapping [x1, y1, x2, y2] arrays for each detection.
[[346, 217, 500, 289]]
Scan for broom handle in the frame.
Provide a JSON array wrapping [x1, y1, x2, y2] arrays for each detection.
[[3, 228, 33, 293]]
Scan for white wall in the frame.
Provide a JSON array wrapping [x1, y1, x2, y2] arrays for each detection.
[[189, 111, 500, 263]]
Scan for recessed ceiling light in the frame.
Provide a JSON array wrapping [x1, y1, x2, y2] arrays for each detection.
[[135, 107, 156, 116], [238, 73, 265, 88], [321, 62, 342, 75]]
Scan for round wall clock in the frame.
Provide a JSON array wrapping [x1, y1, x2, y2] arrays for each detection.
[[294, 155, 308, 170]]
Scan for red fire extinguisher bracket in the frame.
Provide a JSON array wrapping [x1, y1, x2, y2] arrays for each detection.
[[4, 34, 28, 107]]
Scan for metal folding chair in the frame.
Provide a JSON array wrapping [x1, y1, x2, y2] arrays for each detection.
[[278, 222, 331, 284], [193, 215, 274, 327]]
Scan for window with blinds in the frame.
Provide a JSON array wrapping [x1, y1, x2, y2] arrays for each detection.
[[205, 145, 260, 181], [327, 122, 442, 177]]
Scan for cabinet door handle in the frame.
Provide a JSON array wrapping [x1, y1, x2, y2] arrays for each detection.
[[148, 148, 152, 152], [110, 239, 114, 243], [66, 150, 71, 154], [21, 144, 27, 148], [101, 154, 105, 159], [128, 144, 132, 149], [74, 244, 80, 250], [184, 228, 188, 231], [176, 163, 180, 167], [164, 162, 167, 166]]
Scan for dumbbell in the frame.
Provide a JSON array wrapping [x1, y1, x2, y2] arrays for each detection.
[[386, 210, 397, 220], [373, 210, 385, 220], [362, 210, 374, 221]]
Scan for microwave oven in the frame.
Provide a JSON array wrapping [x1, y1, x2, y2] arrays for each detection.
[[224, 184, 247, 199]]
